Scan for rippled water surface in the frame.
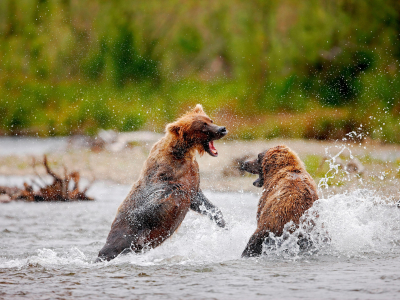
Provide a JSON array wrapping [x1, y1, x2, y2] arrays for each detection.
[[1, 177, 400, 299]]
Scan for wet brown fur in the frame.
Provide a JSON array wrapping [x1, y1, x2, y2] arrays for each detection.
[[97, 104, 227, 261], [242, 145, 318, 257]]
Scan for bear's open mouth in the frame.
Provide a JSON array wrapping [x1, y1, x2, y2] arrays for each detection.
[[204, 140, 218, 157], [202, 125, 227, 157]]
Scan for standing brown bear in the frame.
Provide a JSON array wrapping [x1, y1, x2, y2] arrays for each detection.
[[97, 104, 227, 261], [241, 145, 318, 257]]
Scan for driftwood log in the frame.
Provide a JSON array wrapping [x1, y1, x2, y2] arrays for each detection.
[[0, 155, 94, 203]]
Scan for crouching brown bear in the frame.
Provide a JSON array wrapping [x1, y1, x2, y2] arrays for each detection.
[[241, 145, 319, 257], [97, 104, 227, 261]]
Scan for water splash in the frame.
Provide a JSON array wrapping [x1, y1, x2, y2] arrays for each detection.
[[93, 189, 400, 264], [1, 247, 91, 269], [318, 145, 348, 191], [1, 184, 400, 269], [258, 189, 400, 260]]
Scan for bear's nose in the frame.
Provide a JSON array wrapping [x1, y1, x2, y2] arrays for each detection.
[[218, 127, 227, 134]]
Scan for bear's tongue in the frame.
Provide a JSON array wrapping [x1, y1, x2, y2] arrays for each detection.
[[209, 141, 218, 156]]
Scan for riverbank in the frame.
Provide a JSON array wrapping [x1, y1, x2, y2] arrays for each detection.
[[1, 136, 400, 199]]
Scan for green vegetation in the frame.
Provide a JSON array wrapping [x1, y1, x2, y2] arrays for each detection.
[[303, 155, 325, 179], [0, 0, 399, 141]]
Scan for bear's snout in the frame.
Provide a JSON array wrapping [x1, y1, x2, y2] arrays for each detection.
[[212, 125, 227, 139], [242, 159, 261, 175], [243, 158, 264, 188], [218, 126, 227, 135]]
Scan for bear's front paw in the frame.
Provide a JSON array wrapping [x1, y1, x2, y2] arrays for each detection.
[[214, 211, 227, 228]]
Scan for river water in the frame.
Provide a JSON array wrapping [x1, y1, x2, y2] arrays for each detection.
[[1, 175, 400, 299]]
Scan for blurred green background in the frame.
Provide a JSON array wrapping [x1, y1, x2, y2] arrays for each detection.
[[1, 0, 399, 141]]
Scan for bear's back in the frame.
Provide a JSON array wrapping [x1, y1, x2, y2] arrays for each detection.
[[257, 168, 318, 236]]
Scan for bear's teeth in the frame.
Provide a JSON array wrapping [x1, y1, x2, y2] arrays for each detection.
[[209, 141, 218, 155]]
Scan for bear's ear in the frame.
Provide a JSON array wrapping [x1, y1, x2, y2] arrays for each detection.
[[193, 104, 204, 114], [166, 122, 182, 137]]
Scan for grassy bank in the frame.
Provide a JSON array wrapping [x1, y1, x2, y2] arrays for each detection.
[[1, 77, 400, 143], [1, 0, 399, 142]]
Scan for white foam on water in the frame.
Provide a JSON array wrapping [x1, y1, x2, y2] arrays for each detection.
[[313, 190, 400, 255], [2, 188, 400, 269], [98, 191, 400, 266], [0, 247, 92, 269]]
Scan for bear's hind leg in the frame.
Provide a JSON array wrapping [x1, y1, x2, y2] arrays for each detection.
[[241, 231, 268, 258], [96, 215, 139, 262]]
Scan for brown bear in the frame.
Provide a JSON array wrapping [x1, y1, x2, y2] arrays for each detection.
[[241, 145, 319, 257], [96, 104, 227, 261]]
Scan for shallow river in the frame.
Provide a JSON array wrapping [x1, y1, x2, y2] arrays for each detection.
[[1, 175, 400, 300]]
